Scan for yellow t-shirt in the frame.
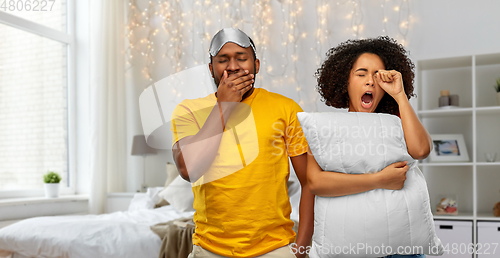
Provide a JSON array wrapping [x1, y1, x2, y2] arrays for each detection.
[[171, 88, 308, 257]]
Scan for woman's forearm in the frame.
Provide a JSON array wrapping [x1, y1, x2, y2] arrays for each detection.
[[396, 97, 432, 160], [307, 150, 379, 197], [307, 148, 409, 197]]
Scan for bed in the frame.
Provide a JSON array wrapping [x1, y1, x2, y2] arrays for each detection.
[[0, 165, 301, 258], [0, 193, 195, 258]]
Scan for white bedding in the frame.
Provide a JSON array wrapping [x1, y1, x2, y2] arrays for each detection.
[[0, 205, 194, 258]]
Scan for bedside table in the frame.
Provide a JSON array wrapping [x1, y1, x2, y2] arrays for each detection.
[[106, 192, 135, 213]]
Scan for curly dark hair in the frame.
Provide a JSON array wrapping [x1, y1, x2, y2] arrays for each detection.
[[315, 36, 415, 115]]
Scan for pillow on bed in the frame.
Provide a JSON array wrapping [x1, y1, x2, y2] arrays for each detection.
[[165, 162, 179, 188], [154, 163, 180, 208], [128, 187, 164, 211], [158, 176, 194, 212], [297, 112, 443, 258]]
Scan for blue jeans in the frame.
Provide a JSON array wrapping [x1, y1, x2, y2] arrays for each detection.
[[381, 255, 425, 258]]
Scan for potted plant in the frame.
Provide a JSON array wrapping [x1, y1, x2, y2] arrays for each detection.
[[495, 77, 500, 105], [43, 171, 61, 198]]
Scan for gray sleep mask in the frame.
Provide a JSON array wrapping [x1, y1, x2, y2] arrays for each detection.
[[208, 28, 256, 57]]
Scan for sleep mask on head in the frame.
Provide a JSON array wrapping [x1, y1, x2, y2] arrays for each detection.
[[209, 28, 256, 57]]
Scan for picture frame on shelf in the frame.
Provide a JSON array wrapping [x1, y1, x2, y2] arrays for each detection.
[[429, 134, 469, 162]]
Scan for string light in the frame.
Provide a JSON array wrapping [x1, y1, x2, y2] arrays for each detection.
[[126, 0, 411, 110], [397, 0, 411, 46]]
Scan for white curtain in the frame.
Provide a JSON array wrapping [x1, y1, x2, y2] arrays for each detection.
[[89, 0, 127, 214]]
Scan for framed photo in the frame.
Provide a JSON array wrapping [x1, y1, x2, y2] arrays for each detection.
[[429, 134, 469, 162]]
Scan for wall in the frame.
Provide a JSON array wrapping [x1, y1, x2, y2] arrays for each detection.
[[408, 0, 500, 60], [122, 0, 500, 191]]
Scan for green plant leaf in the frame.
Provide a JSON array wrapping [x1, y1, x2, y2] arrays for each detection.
[[43, 171, 61, 183]]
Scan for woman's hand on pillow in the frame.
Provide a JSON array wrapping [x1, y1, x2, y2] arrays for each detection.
[[374, 161, 409, 190]]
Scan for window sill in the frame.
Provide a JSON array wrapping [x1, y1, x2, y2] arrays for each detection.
[[0, 196, 89, 228], [0, 195, 89, 207]]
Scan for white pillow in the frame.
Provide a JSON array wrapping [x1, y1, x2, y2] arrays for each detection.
[[158, 176, 194, 212], [297, 112, 444, 258], [165, 162, 179, 188], [128, 187, 164, 211]]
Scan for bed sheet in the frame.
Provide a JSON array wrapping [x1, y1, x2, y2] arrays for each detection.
[[0, 205, 194, 258]]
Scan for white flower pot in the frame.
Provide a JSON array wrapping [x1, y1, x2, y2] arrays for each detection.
[[44, 183, 60, 198], [497, 92, 500, 106]]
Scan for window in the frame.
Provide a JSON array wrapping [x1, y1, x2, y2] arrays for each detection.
[[2, 0, 66, 31], [0, 0, 74, 197]]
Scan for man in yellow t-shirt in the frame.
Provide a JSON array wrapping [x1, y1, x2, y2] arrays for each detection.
[[171, 28, 313, 258]]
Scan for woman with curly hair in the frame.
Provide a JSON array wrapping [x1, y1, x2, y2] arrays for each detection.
[[316, 36, 417, 116], [306, 37, 432, 258]]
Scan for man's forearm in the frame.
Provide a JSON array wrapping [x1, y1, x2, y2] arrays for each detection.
[[175, 103, 235, 182], [294, 184, 314, 258], [290, 153, 314, 257]]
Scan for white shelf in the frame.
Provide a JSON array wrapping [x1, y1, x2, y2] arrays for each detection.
[[419, 162, 500, 166], [432, 212, 500, 222], [432, 212, 474, 221], [419, 162, 473, 167], [418, 56, 472, 70], [417, 107, 500, 117], [475, 53, 500, 66], [476, 162, 500, 166], [475, 106, 500, 114], [476, 213, 500, 221], [418, 107, 473, 118], [417, 53, 500, 251]]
